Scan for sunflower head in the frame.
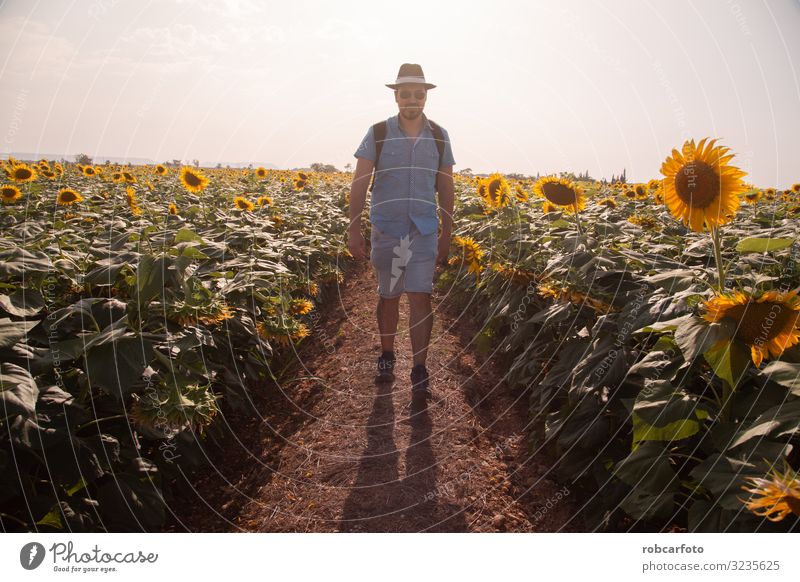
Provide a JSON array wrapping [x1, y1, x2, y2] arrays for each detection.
[[597, 197, 617, 209], [179, 167, 209, 193], [56, 188, 84, 206], [255, 167, 268, 178], [481, 173, 511, 208], [82, 166, 96, 177], [533, 176, 586, 213], [257, 195, 273, 207], [126, 186, 142, 216], [740, 460, 800, 522], [290, 299, 314, 315], [8, 163, 37, 183], [168, 202, 178, 215], [155, 164, 168, 175], [661, 138, 746, 232], [702, 290, 800, 367], [743, 190, 762, 204], [233, 196, 254, 211], [1, 184, 23, 203]]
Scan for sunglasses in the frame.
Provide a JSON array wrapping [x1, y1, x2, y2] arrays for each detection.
[[398, 89, 427, 100]]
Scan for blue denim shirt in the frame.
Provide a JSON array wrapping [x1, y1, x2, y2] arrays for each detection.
[[354, 114, 455, 237]]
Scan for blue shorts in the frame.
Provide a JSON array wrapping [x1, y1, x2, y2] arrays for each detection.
[[369, 222, 437, 298]]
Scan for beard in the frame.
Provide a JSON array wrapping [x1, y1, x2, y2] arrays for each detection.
[[400, 106, 422, 119]]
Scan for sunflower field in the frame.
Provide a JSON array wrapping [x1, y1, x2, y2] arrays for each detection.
[[438, 138, 800, 531], [2, 136, 799, 533], [0, 159, 350, 531]]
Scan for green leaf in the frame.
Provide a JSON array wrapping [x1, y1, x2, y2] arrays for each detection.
[[632, 414, 700, 450], [729, 399, 800, 449], [84, 337, 153, 399], [174, 228, 205, 244], [704, 339, 750, 390], [0, 362, 39, 418], [675, 316, 729, 362], [735, 237, 794, 254], [0, 288, 45, 317], [759, 361, 800, 396], [0, 318, 40, 349], [613, 442, 678, 519]]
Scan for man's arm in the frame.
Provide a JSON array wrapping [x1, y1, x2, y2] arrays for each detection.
[[349, 157, 375, 233], [436, 165, 455, 235]]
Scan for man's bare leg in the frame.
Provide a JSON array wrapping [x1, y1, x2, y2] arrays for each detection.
[[407, 292, 433, 367], [377, 295, 401, 352]]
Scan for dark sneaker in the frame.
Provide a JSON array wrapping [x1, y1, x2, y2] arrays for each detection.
[[410, 364, 432, 400], [375, 351, 396, 383]]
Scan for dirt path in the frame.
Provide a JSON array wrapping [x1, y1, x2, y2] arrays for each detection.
[[165, 261, 583, 532]]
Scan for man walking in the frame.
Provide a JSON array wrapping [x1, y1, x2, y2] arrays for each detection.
[[347, 63, 456, 403]]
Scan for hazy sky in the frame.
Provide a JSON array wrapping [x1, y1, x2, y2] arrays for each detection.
[[1, 0, 798, 187]]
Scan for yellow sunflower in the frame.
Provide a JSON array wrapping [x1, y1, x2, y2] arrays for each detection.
[[597, 197, 617, 209], [257, 195, 273, 207], [533, 176, 586, 212], [542, 201, 559, 213], [56, 188, 84, 206], [1, 184, 23, 203], [155, 164, 168, 175], [623, 189, 637, 199], [255, 167, 268, 178], [122, 171, 137, 183], [168, 203, 178, 215], [702, 290, 800, 367], [293, 178, 307, 190], [126, 186, 142, 216], [179, 167, 209, 193], [791, 183, 800, 194], [661, 138, 746, 232], [743, 190, 762, 205], [513, 184, 529, 203], [481, 173, 511, 208], [82, 165, 97, 177], [290, 299, 314, 315], [634, 183, 648, 200], [7, 163, 37, 183], [451, 236, 484, 276], [233, 196, 254, 211], [740, 460, 800, 522]]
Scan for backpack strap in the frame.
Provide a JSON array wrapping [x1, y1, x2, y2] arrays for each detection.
[[426, 118, 446, 168], [368, 121, 388, 192]]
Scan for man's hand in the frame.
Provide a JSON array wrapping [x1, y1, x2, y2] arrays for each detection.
[[348, 227, 367, 261], [436, 231, 451, 266]]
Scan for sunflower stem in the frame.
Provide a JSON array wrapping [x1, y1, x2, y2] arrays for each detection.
[[710, 226, 726, 293], [720, 379, 733, 421], [574, 207, 584, 236]]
